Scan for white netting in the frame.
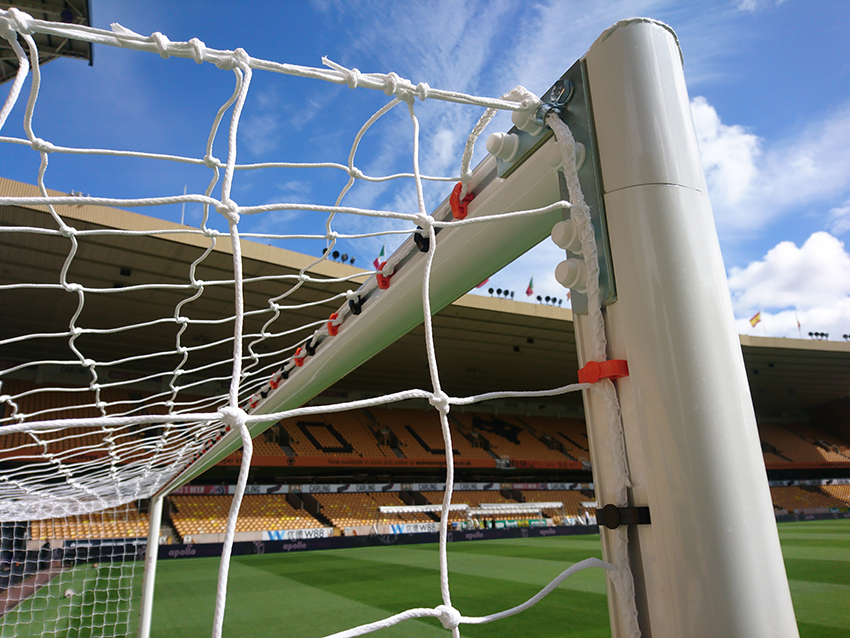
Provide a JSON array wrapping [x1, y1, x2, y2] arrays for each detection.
[[0, 504, 143, 637], [0, 8, 638, 638]]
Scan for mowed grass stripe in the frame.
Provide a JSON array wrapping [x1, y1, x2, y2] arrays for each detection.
[[788, 581, 850, 630], [151, 540, 611, 638], [144, 519, 848, 637], [153, 554, 445, 638], [340, 542, 609, 595], [779, 519, 850, 635]]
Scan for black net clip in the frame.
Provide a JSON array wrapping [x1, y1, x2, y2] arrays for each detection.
[[413, 227, 430, 253], [595, 504, 651, 530], [348, 296, 363, 315]]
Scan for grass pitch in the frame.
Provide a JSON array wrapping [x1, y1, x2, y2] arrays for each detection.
[[3, 520, 847, 636], [150, 519, 849, 638]]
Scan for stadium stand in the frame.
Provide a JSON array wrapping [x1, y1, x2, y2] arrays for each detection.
[[29, 504, 149, 541], [170, 494, 322, 537], [236, 495, 323, 532], [313, 492, 431, 530], [520, 415, 593, 463], [520, 489, 594, 518], [759, 423, 838, 463], [419, 490, 522, 523], [279, 412, 394, 458], [170, 496, 231, 536], [769, 486, 848, 512], [449, 412, 592, 463], [449, 413, 565, 462], [369, 408, 493, 460], [791, 423, 850, 462], [821, 484, 850, 505]]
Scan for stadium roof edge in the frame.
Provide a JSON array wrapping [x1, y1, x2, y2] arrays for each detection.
[[739, 333, 850, 354], [0, 176, 574, 323]]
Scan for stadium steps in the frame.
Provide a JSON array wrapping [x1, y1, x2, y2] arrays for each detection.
[[160, 521, 180, 544], [300, 494, 334, 529], [448, 414, 500, 460], [760, 439, 794, 462], [361, 408, 405, 457], [556, 431, 589, 456], [512, 416, 579, 462]]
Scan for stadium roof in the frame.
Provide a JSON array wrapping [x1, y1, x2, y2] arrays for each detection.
[[1, 177, 848, 416], [0, 1, 93, 85]]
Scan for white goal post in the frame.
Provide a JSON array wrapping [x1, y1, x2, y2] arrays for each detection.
[[0, 8, 798, 638]]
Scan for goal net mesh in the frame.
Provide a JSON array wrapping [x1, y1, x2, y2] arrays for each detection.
[[0, 8, 638, 638]]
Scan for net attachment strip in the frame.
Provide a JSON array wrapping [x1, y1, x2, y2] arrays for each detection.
[[0, 8, 639, 637]]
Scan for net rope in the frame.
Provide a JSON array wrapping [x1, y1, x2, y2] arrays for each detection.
[[0, 9, 639, 637]]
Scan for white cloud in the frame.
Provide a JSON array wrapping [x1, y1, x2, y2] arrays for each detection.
[[691, 97, 850, 235], [736, 0, 787, 12], [691, 96, 761, 208], [828, 199, 850, 235], [241, 113, 280, 157], [729, 232, 850, 338]]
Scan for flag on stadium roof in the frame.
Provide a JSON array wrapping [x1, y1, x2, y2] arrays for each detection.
[[526, 277, 534, 297], [372, 244, 385, 269], [750, 311, 762, 327]]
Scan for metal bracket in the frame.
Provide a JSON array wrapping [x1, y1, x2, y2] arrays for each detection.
[[495, 59, 617, 315], [595, 504, 651, 530]]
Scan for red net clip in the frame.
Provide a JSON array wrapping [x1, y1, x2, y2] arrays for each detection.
[[450, 182, 474, 220], [578, 359, 629, 384], [327, 313, 340, 336], [293, 346, 306, 367], [376, 261, 393, 289], [269, 372, 281, 390]]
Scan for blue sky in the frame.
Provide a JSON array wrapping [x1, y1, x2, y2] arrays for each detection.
[[2, 0, 849, 340]]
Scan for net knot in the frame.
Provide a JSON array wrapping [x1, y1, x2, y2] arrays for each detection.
[[347, 166, 364, 180], [458, 170, 473, 199], [203, 154, 220, 168], [217, 47, 250, 71], [30, 138, 55, 154], [151, 32, 171, 59], [383, 71, 400, 97], [413, 212, 433, 230], [429, 391, 451, 415], [435, 605, 461, 630], [189, 38, 207, 64], [216, 200, 240, 224], [65, 283, 82, 293], [219, 406, 248, 429], [344, 67, 361, 89], [3, 8, 34, 36], [82, 358, 95, 368], [415, 82, 430, 101]]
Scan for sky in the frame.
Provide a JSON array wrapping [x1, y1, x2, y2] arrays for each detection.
[[2, 0, 849, 341]]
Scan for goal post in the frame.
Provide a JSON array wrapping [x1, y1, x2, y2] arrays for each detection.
[[575, 19, 798, 637], [162, 136, 568, 492], [0, 8, 801, 638], [136, 495, 162, 638]]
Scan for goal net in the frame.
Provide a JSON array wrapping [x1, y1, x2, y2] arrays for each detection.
[[0, 8, 798, 638], [0, 8, 621, 637]]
